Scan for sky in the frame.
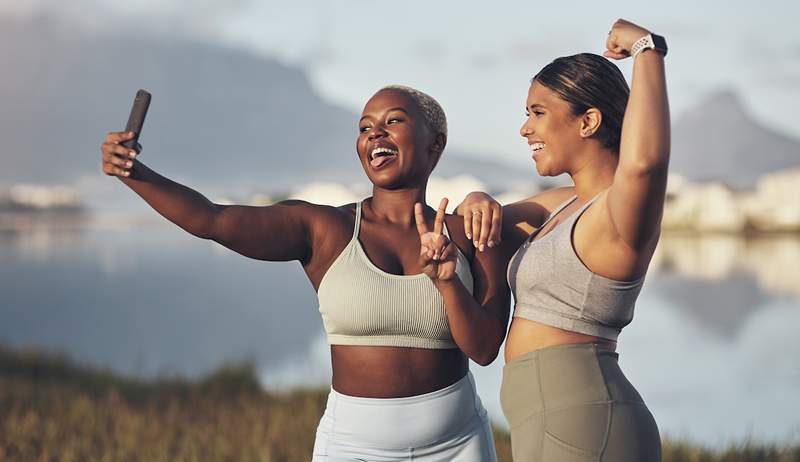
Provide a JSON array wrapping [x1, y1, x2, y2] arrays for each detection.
[[3, 0, 800, 165]]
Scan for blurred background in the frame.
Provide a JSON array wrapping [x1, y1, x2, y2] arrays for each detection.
[[1, 0, 799, 453]]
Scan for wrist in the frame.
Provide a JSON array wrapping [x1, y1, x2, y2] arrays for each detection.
[[432, 277, 458, 290], [631, 33, 668, 60]]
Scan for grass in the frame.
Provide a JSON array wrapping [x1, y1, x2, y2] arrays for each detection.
[[0, 344, 796, 461]]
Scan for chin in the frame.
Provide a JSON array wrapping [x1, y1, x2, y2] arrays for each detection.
[[364, 169, 404, 190], [533, 159, 564, 178], [533, 161, 551, 177]]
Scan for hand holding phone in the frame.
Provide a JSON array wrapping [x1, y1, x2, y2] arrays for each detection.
[[100, 89, 152, 178], [121, 89, 151, 150]]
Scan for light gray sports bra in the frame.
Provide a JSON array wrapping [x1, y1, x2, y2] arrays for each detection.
[[507, 194, 645, 341], [318, 201, 474, 349]]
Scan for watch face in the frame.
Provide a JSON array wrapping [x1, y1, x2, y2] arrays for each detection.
[[651, 34, 668, 54]]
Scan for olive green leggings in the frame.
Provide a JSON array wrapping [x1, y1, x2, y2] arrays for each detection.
[[500, 343, 661, 462]]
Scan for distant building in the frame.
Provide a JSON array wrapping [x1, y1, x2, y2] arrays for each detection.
[[662, 168, 800, 233], [0, 185, 83, 211]]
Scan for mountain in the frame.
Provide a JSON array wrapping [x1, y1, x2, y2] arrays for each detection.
[[671, 90, 800, 189], [0, 16, 531, 196]]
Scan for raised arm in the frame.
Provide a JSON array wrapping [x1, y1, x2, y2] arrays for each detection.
[[415, 199, 510, 366], [603, 19, 670, 251], [101, 131, 313, 263]]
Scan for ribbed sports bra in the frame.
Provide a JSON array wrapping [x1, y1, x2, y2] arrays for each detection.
[[507, 194, 645, 341], [318, 201, 474, 349]]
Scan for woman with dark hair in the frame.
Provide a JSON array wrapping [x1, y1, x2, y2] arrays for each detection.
[[100, 85, 508, 460], [457, 19, 668, 461]]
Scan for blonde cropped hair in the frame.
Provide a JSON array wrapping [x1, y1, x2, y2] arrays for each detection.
[[380, 85, 448, 139]]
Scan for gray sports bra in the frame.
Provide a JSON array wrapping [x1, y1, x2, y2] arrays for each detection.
[[507, 194, 645, 341], [318, 201, 474, 349]]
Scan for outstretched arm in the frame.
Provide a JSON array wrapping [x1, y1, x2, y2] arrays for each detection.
[[101, 131, 313, 262]]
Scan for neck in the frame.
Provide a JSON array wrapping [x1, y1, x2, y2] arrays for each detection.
[[368, 184, 428, 226], [568, 146, 618, 200]]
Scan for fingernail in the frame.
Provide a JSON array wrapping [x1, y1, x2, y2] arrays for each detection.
[[473, 241, 478, 247], [126, 161, 133, 168], [129, 151, 137, 159], [488, 241, 495, 248], [466, 233, 472, 239], [479, 244, 485, 252], [123, 171, 130, 177]]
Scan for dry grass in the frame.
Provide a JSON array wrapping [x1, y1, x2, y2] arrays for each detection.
[[0, 345, 796, 461]]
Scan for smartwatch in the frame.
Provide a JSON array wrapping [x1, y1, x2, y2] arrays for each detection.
[[631, 33, 668, 59]]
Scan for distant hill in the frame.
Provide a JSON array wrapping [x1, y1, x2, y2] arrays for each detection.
[[671, 90, 800, 188], [6, 16, 794, 197], [0, 16, 530, 197]]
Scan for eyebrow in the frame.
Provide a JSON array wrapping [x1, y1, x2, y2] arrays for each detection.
[[360, 107, 410, 122], [527, 103, 546, 111]]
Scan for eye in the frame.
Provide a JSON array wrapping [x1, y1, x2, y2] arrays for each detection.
[[387, 117, 404, 124], [359, 125, 370, 133], [533, 110, 544, 117]]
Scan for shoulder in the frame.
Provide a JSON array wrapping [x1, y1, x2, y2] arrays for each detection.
[[521, 186, 576, 212], [275, 199, 354, 222], [501, 186, 575, 244], [268, 200, 358, 244], [300, 202, 361, 280]]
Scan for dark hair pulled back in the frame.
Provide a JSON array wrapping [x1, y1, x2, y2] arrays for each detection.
[[533, 53, 630, 152]]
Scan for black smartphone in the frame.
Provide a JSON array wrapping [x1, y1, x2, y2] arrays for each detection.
[[121, 89, 152, 150]]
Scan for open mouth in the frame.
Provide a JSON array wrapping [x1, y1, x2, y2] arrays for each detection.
[[529, 142, 545, 158], [369, 146, 399, 168]]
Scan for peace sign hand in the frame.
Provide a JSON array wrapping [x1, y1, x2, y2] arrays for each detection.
[[415, 198, 458, 281]]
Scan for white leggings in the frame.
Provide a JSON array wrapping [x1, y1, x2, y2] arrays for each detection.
[[312, 372, 497, 461]]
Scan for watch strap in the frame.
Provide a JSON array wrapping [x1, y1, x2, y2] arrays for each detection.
[[631, 33, 667, 59]]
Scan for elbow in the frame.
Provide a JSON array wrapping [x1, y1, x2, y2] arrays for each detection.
[[472, 350, 499, 367], [470, 338, 503, 366], [192, 203, 224, 241]]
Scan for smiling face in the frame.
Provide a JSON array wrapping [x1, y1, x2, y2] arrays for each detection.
[[519, 81, 586, 177], [357, 89, 440, 189]]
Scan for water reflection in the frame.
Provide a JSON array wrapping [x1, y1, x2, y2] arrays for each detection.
[[1, 222, 798, 445], [654, 234, 800, 299]]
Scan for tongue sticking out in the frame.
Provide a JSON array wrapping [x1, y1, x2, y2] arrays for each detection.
[[370, 153, 396, 168]]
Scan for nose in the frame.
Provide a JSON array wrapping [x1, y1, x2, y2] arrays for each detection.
[[368, 124, 388, 141], [520, 118, 533, 138]]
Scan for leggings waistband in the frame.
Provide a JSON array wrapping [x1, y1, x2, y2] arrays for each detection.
[[320, 371, 487, 449]]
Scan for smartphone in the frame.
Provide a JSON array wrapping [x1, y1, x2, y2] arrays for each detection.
[[121, 89, 152, 150]]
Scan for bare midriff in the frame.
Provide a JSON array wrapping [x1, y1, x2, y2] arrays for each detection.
[[331, 345, 468, 398], [504, 317, 616, 363]]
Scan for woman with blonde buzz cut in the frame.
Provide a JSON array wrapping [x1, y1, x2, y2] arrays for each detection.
[[101, 84, 508, 460]]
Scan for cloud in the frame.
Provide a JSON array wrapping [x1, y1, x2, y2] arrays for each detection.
[[506, 38, 552, 62], [0, 0, 255, 37], [466, 51, 502, 71], [408, 39, 448, 64]]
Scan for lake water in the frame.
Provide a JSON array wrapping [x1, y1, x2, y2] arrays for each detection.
[[1, 213, 798, 446]]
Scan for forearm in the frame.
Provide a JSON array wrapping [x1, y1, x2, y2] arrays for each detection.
[[433, 278, 507, 366], [619, 51, 670, 174], [119, 160, 220, 239]]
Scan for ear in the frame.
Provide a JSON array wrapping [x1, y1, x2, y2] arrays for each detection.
[[431, 132, 446, 155], [430, 132, 447, 168], [580, 108, 602, 138]]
